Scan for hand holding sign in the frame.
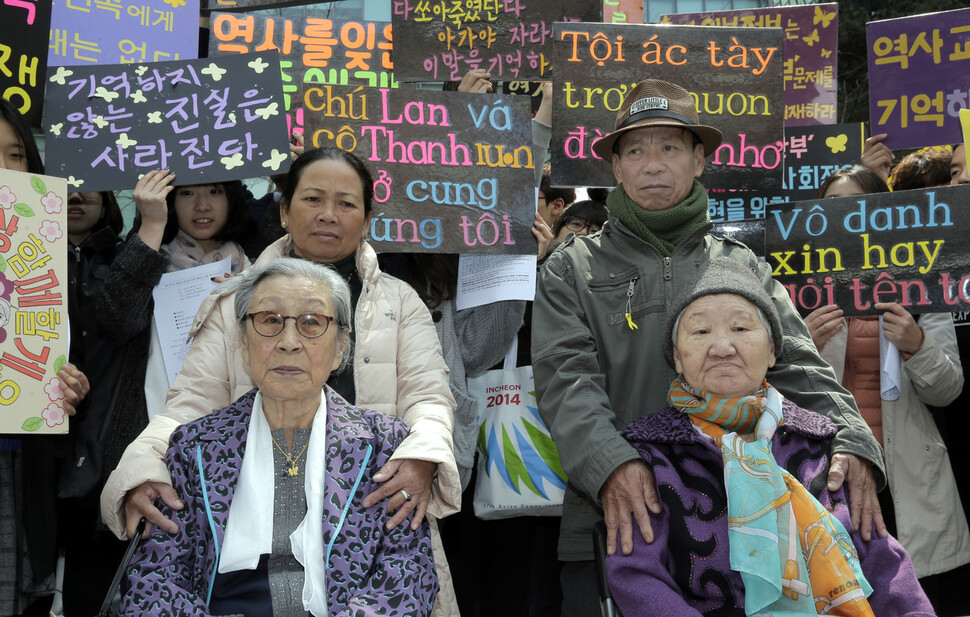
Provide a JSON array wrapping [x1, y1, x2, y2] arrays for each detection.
[[875, 302, 923, 354], [804, 304, 844, 352], [133, 170, 176, 250], [861, 133, 894, 182]]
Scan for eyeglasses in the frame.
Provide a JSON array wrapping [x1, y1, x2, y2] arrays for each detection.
[[564, 219, 601, 234], [247, 311, 335, 338]]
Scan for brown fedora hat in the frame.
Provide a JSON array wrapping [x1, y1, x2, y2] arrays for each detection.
[[591, 79, 723, 160]]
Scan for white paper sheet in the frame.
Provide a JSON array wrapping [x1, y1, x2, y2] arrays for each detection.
[[151, 257, 231, 386], [455, 254, 537, 311]]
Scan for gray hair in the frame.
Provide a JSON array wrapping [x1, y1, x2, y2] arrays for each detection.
[[231, 257, 353, 372]]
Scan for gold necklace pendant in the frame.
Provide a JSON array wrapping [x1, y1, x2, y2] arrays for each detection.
[[288, 463, 299, 477]]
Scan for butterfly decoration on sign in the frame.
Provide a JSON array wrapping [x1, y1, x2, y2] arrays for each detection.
[[813, 5, 836, 28]]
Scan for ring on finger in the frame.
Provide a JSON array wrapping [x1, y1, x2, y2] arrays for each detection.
[[400, 489, 412, 502]]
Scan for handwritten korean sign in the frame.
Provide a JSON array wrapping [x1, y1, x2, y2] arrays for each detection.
[[304, 86, 536, 254], [49, 0, 199, 67], [0, 169, 69, 435], [867, 8, 970, 149], [200, 0, 315, 10], [209, 13, 397, 141], [603, 0, 642, 25], [43, 52, 290, 192], [767, 184, 970, 316], [391, 0, 601, 82], [707, 123, 867, 223], [551, 23, 784, 190], [663, 3, 838, 127], [0, 0, 52, 127]]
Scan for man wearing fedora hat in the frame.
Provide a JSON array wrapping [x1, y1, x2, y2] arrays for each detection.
[[531, 79, 886, 616]]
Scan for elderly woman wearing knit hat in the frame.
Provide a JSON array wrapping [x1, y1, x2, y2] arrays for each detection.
[[605, 258, 933, 617]]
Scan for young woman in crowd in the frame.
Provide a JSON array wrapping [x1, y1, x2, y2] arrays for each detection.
[[100, 173, 260, 414], [804, 165, 970, 608], [101, 148, 460, 616], [0, 98, 94, 616]]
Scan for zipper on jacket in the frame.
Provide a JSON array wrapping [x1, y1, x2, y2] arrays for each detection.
[[663, 256, 672, 281], [624, 276, 639, 331]]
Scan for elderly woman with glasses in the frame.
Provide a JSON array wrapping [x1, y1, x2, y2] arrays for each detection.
[[119, 257, 437, 617]]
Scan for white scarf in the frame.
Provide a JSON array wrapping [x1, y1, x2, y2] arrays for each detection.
[[219, 391, 330, 616]]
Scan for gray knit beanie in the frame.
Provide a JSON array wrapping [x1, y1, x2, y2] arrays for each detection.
[[664, 257, 783, 369]]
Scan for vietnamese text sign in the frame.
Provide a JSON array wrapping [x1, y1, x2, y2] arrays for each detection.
[[551, 23, 785, 189], [43, 52, 290, 192], [1, 0, 52, 127], [767, 185, 970, 316], [391, 0, 601, 82], [49, 0, 199, 67], [707, 122, 867, 223], [209, 13, 398, 140], [867, 8, 970, 150], [662, 3, 838, 127], [304, 86, 536, 254], [0, 169, 70, 435]]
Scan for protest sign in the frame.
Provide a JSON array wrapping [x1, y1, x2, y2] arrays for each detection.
[[391, 0, 601, 82], [43, 52, 290, 192], [0, 0, 52, 127], [711, 219, 764, 258], [603, 0, 643, 25], [662, 3, 838, 127], [201, 0, 315, 11], [767, 185, 970, 316], [209, 12, 397, 140], [551, 23, 784, 189], [707, 122, 867, 223], [49, 0, 199, 67], [0, 169, 69, 435], [867, 8, 970, 150], [303, 86, 536, 254]]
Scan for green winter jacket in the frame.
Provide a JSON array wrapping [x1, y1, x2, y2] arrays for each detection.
[[532, 215, 885, 561]]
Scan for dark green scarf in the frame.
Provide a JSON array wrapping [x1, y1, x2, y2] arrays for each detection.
[[607, 180, 710, 256]]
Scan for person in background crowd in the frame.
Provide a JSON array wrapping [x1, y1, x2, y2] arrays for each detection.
[[532, 79, 885, 617], [552, 199, 609, 244], [0, 98, 90, 617], [429, 70, 558, 617], [949, 142, 969, 185], [888, 147, 951, 191], [804, 167, 970, 612], [100, 147, 460, 616], [536, 199, 610, 262], [608, 258, 933, 617], [102, 172, 255, 417]]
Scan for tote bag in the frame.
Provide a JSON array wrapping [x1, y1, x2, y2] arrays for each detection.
[[468, 364, 566, 519]]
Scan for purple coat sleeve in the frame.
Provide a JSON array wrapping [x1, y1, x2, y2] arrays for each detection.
[[119, 431, 215, 616], [826, 489, 935, 617], [606, 508, 705, 617], [336, 414, 438, 617]]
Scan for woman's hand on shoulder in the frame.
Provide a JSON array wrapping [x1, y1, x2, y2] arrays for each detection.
[[124, 480, 184, 539], [803, 304, 844, 352], [362, 458, 436, 530]]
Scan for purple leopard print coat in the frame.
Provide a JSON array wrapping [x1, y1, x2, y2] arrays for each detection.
[[119, 387, 438, 617]]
